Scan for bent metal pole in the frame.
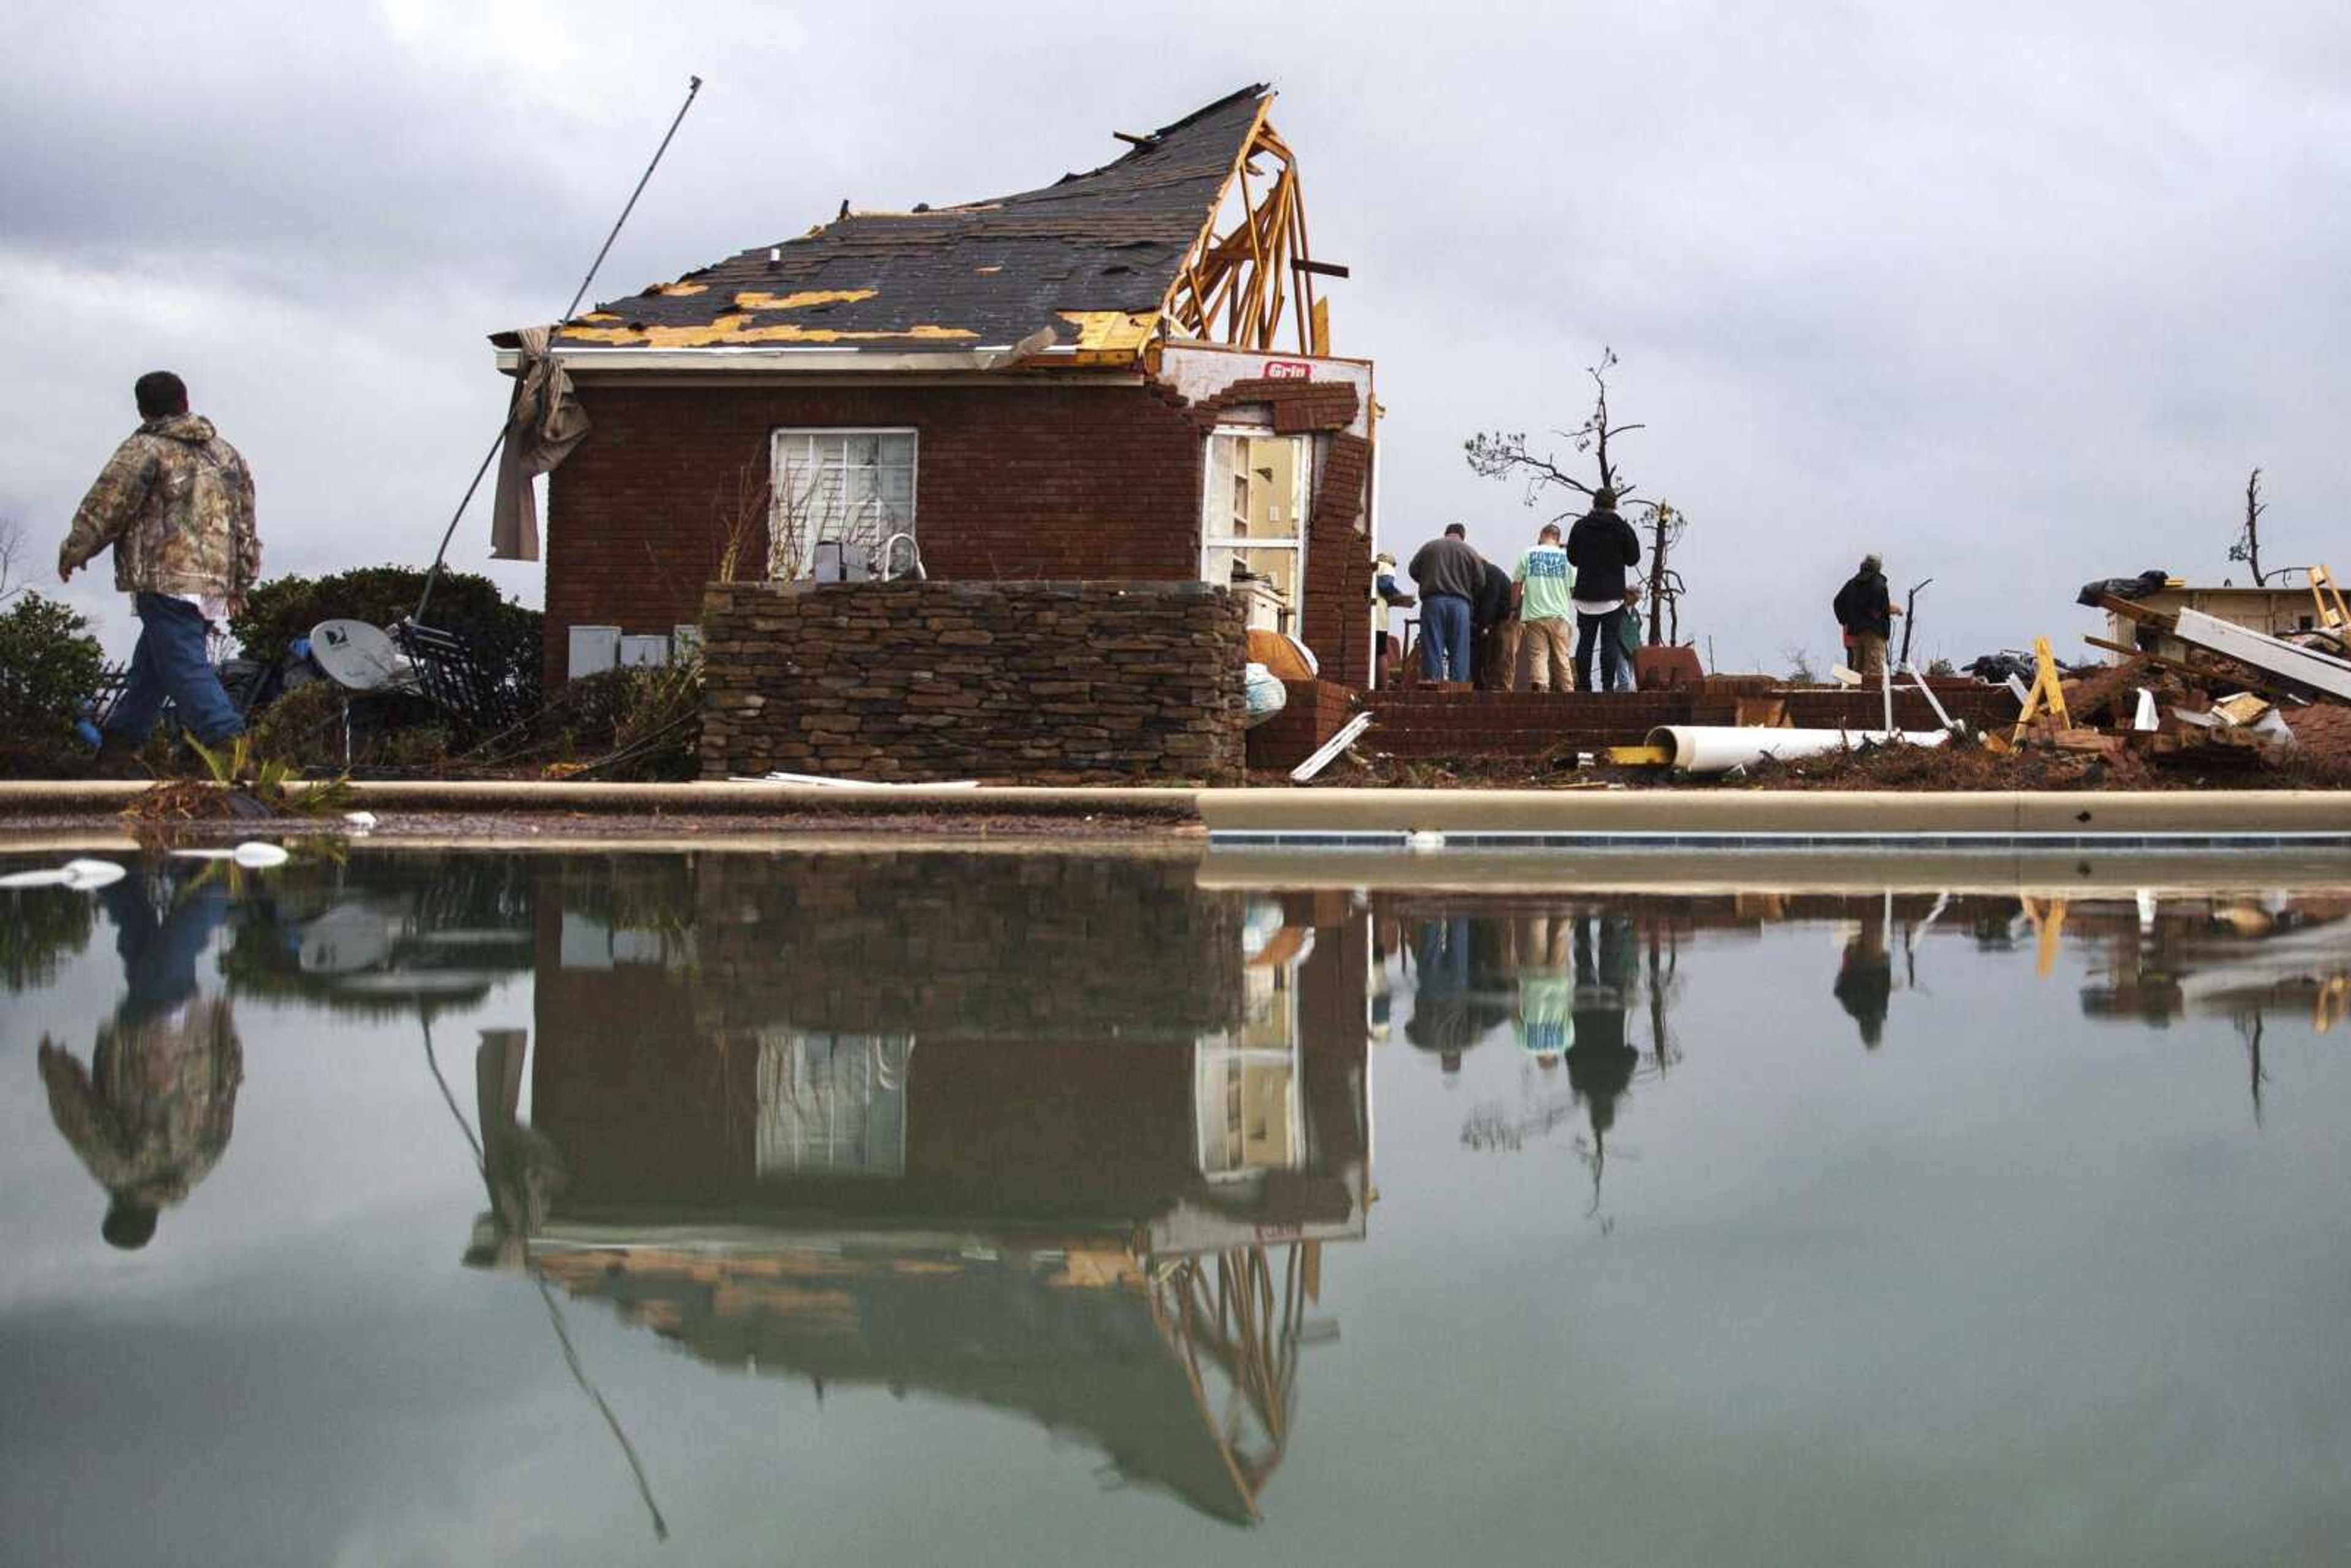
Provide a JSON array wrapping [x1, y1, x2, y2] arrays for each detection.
[[413, 75, 704, 628]]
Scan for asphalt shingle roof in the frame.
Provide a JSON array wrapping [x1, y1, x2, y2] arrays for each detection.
[[534, 85, 1268, 356]]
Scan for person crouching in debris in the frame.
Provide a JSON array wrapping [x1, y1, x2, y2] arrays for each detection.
[[1565, 488, 1641, 694], [1409, 523, 1483, 683], [1832, 553, 1900, 678], [56, 371, 260, 772], [1473, 552, 1520, 690]]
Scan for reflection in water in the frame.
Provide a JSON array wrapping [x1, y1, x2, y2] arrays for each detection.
[[1833, 900, 1894, 1048], [13, 842, 2351, 1547], [471, 855, 1371, 1526], [37, 871, 241, 1250]]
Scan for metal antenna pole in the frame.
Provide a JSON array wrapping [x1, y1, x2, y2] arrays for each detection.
[[414, 75, 703, 628]]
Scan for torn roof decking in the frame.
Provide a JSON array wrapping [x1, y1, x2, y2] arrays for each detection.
[[531, 86, 1273, 361]]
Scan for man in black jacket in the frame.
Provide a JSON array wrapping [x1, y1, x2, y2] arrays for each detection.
[[1472, 557, 1518, 690], [1565, 489, 1642, 694], [1832, 553, 1900, 677]]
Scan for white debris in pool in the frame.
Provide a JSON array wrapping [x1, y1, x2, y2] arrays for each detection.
[[168, 842, 292, 868], [0, 858, 128, 891], [1406, 830, 1447, 853]]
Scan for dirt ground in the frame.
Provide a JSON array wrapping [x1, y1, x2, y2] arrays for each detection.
[[1265, 729, 2351, 792], [0, 806, 1207, 844]]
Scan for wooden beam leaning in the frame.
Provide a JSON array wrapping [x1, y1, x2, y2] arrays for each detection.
[[2169, 607, 2351, 705]]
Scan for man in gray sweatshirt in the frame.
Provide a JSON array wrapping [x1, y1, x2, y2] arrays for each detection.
[[1409, 523, 1483, 682]]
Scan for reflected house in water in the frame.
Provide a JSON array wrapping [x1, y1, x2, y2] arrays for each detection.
[[489, 853, 1373, 1525]]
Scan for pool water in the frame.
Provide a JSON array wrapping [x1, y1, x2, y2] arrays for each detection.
[[3, 842, 2347, 1566]]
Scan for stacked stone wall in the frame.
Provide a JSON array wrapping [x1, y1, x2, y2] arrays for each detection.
[[700, 579, 1247, 784]]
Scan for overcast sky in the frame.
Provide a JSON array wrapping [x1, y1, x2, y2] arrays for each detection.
[[4, 0, 2345, 670]]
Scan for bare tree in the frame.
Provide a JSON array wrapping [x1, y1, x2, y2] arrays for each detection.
[[2228, 467, 2270, 585], [1466, 346, 1643, 505], [710, 459, 770, 585], [1638, 501, 1689, 645], [0, 517, 26, 603], [1466, 347, 1692, 645]]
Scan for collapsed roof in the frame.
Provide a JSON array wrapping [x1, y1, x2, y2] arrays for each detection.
[[512, 84, 1337, 365]]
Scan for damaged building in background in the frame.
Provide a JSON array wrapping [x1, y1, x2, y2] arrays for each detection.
[[496, 84, 1377, 749]]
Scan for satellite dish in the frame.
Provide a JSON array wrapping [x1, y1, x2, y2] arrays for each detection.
[[310, 620, 406, 691]]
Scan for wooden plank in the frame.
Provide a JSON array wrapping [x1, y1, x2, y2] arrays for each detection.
[[1602, 744, 1671, 767], [2096, 592, 2175, 628]]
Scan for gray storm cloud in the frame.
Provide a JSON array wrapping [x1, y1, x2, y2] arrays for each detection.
[[4, 0, 2345, 669]]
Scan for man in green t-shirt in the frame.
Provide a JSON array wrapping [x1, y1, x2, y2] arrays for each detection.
[[1512, 523, 1577, 692]]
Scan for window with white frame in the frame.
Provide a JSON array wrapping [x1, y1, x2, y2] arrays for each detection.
[[1200, 429, 1310, 634], [768, 429, 918, 580]]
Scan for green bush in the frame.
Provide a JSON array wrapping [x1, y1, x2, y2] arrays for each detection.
[[229, 565, 532, 663], [230, 565, 543, 740], [0, 593, 105, 768]]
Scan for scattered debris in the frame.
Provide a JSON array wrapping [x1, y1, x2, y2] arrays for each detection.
[[168, 842, 293, 868], [733, 773, 980, 790], [0, 858, 127, 891], [1292, 713, 1374, 782]]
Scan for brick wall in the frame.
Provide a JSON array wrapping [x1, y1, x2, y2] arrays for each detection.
[[1247, 678, 1359, 771], [543, 375, 1375, 692], [1190, 378, 1373, 691], [688, 850, 1245, 1043], [545, 380, 1204, 690], [700, 579, 1247, 784]]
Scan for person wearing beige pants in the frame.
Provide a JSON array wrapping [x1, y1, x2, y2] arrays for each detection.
[[1522, 615, 1574, 691], [1512, 522, 1578, 692]]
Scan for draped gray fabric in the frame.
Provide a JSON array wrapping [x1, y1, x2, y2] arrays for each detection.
[[490, 326, 590, 561]]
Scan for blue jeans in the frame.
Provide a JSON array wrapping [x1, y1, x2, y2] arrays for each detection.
[[1576, 607, 1630, 694], [102, 875, 231, 1026], [106, 593, 244, 748], [1419, 594, 1473, 682]]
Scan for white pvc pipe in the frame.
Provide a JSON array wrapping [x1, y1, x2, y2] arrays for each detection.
[[1644, 726, 1952, 776]]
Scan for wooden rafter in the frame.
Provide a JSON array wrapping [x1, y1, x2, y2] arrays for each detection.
[[1158, 95, 1331, 354]]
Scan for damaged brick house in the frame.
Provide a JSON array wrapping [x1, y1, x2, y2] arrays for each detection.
[[495, 84, 1378, 718]]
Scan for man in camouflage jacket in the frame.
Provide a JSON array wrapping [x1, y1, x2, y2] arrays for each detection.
[[38, 872, 242, 1251], [57, 370, 260, 759]]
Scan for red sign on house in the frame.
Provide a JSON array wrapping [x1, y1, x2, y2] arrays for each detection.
[[1261, 359, 1314, 380]]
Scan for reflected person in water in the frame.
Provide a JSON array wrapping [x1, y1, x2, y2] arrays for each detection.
[[36, 870, 241, 1250], [1567, 913, 1638, 1136], [1514, 913, 1573, 1071], [1834, 910, 1894, 1048], [1407, 914, 1515, 1079]]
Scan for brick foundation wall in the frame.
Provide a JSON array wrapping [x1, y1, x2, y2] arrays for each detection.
[[700, 579, 1247, 784]]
